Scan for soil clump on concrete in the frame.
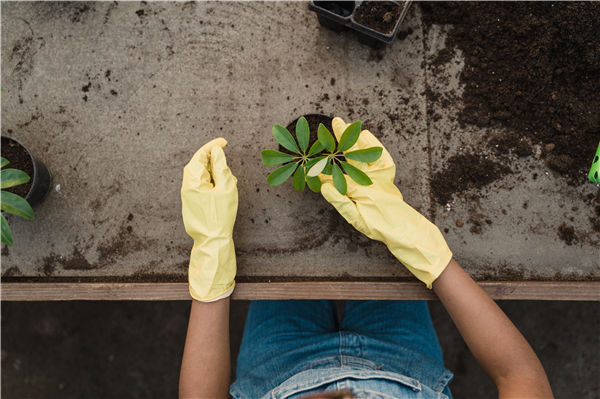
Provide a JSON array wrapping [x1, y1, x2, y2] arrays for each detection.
[[423, 2, 600, 193]]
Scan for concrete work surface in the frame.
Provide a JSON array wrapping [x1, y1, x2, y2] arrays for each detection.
[[1, 2, 598, 282]]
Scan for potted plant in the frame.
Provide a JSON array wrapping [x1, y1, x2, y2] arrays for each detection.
[[309, 1, 413, 45], [261, 115, 383, 195], [1, 136, 52, 246]]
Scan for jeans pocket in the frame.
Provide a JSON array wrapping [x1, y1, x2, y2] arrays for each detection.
[[272, 368, 423, 399]]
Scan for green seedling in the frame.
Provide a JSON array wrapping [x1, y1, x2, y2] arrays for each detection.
[[589, 141, 599, 184], [261, 117, 383, 195], [1, 157, 34, 246]]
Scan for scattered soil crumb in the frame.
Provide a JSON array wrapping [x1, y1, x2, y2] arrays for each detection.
[[431, 153, 511, 205], [557, 223, 577, 246], [2, 267, 22, 277]]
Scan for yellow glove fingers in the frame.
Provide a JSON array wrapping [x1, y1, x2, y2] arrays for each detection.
[[183, 148, 212, 191], [210, 145, 237, 189], [332, 117, 395, 181], [182, 138, 229, 191], [332, 117, 350, 141], [321, 181, 371, 235]]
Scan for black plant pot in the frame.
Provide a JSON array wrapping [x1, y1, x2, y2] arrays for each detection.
[[309, 0, 412, 46], [1, 136, 52, 207]]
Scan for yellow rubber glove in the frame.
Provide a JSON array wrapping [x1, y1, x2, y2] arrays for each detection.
[[320, 117, 452, 288], [181, 138, 238, 302]]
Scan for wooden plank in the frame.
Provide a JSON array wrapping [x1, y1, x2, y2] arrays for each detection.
[[1, 281, 599, 301]]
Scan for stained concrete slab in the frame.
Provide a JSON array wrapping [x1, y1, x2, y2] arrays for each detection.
[[1, 2, 598, 281]]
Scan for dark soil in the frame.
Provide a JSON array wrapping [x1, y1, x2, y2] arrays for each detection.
[[431, 153, 511, 205], [279, 114, 333, 154], [353, 1, 402, 34], [1, 137, 33, 198], [421, 2, 600, 184], [557, 223, 577, 246]]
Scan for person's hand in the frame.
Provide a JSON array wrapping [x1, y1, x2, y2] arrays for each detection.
[[320, 118, 452, 288], [181, 138, 238, 301]]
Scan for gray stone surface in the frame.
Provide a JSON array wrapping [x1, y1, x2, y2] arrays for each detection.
[[2, 300, 599, 398], [1, 2, 598, 280]]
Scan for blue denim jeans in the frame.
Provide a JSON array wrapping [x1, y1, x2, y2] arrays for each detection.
[[230, 300, 453, 399]]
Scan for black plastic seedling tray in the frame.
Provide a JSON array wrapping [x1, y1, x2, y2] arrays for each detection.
[[309, 1, 412, 45]]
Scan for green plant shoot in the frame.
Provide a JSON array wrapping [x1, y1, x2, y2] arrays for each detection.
[[261, 118, 383, 195], [1, 157, 34, 246]]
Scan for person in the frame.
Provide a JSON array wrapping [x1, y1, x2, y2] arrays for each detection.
[[178, 118, 554, 399]]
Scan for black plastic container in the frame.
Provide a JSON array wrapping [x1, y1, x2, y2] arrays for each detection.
[[1, 136, 51, 206], [309, 1, 412, 45]]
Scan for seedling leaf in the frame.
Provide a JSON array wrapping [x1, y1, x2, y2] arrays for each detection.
[[338, 120, 362, 152], [317, 123, 335, 153], [332, 164, 347, 195], [1, 214, 13, 246], [272, 124, 300, 153], [322, 163, 333, 175], [261, 149, 294, 166], [340, 161, 372, 186], [344, 147, 383, 163], [307, 140, 325, 156], [295, 117, 309, 153], [1, 169, 31, 189], [267, 162, 298, 186], [0, 157, 8, 168], [307, 157, 328, 177], [1, 191, 34, 220], [306, 176, 322, 193], [292, 165, 306, 191], [304, 155, 326, 171]]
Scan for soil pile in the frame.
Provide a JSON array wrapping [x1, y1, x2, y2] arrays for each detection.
[[354, 1, 402, 34], [431, 153, 511, 205], [422, 2, 600, 184]]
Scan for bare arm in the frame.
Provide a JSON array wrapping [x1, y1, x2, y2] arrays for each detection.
[[433, 259, 553, 399], [179, 298, 231, 399]]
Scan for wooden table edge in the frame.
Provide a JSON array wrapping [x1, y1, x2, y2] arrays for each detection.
[[1, 281, 599, 301]]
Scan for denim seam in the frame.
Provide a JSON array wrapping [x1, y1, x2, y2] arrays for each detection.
[[432, 369, 454, 392], [338, 330, 343, 366]]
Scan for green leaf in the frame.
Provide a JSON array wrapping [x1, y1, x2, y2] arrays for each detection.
[[304, 156, 326, 171], [338, 120, 362, 152], [1, 191, 34, 220], [1, 157, 8, 168], [295, 117, 309, 153], [344, 147, 383, 163], [332, 164, 347, 195], [1, 214, 13, 246], [1, 169, 30, 189], [292, 165, 306, 191], [340, 161, 372, 186], [322, 163, 333, 175], [267, 162, 299, 186], [317, 123, 335, 152], [272, 124, 300, 154], [307, 157, 329, 177], [261, 149, 295, 166], [307, 140, 325, 156], [306, 176, 322, 193]]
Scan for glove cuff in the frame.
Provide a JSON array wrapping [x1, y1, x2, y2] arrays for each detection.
[[190, 280, 235, 302], [187, 238, 236, 301]]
